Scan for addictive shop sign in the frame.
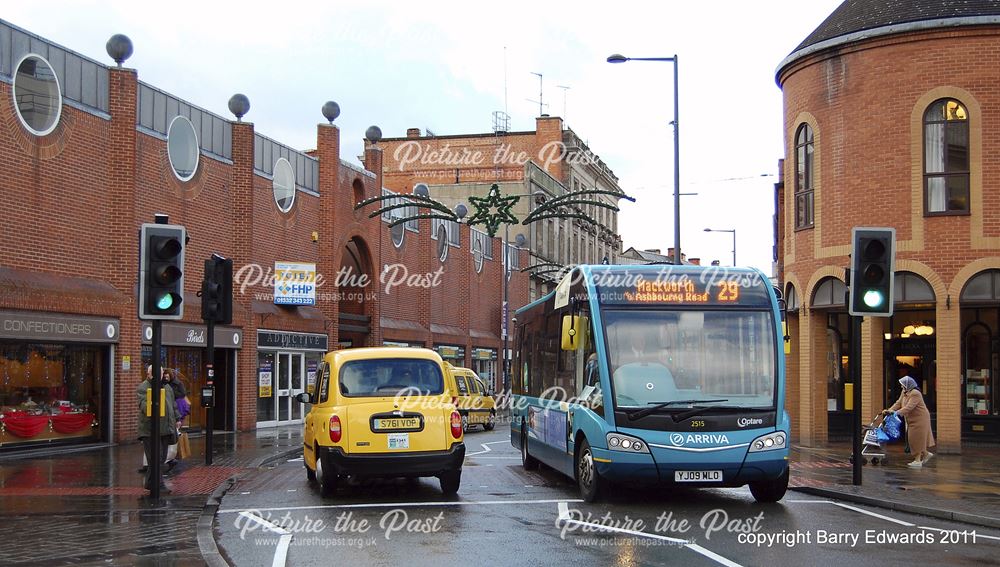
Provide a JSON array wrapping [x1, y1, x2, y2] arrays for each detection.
[[274, 262, 316, 306]]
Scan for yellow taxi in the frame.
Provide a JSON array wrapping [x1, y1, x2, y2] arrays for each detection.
[[297, 347, 465, 497], [443, 363, 497, 432]]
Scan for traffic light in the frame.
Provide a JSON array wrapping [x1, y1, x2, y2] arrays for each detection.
[[849, 227, 895, 317], [139, 223, 186, 320], [202, 254, 233, 324]]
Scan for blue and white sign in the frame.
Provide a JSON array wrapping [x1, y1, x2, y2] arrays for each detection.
[[274, 262, 317, 306]]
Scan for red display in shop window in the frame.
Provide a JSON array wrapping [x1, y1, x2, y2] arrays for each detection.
[[1, 414, 50, 438], [50, 412, 95, 434]]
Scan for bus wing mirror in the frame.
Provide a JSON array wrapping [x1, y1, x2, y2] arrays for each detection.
[[561, 315, 580, 350]]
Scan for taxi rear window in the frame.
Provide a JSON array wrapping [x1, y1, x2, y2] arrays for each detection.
[[455, 375, 469, 395], [339, 359, 444, 397]]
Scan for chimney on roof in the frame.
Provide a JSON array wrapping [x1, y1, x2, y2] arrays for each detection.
[[667, 247, 675, 258], [689, 258, 700, 266], [644, 248, 661, 255], [407, 128, 422, 138]]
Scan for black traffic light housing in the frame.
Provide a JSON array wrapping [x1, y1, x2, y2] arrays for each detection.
[[139, 223, 186, 320], [202, 254, 233, 324], [849, 227, 895, 317]]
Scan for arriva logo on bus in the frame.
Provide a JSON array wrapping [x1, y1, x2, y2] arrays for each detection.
[[670, 433, 731, 446]]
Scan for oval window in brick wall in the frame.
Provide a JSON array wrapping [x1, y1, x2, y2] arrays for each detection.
[[12, 54, 62, 136], [167, 115, 200, 182]]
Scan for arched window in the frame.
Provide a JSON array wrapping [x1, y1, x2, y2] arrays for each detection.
[[924, 99, 969, 214], [811, 277, 846, 308], [794, 124, 814, 229]]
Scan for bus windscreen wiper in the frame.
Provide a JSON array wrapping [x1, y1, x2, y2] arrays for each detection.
[[671, 404, 772, 423], [625, 399, 728, 421]]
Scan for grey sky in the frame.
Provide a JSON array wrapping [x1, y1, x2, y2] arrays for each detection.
[[4, 0, 844, 273]]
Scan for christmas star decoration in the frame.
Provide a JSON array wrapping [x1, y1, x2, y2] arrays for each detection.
[[466, 184, 521, 237]]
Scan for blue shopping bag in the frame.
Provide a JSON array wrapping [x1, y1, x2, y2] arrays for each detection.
[[882, 413, 903, 441]]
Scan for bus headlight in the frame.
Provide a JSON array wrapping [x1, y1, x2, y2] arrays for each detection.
[[748, 431, 787, 453], [606, 433, 649, 454]]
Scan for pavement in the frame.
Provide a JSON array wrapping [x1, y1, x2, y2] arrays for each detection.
[[0, 425, 303, 566], [789, 441, 1000, 529], [0, 424, 998, 565]]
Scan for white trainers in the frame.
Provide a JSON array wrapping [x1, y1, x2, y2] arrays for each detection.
[[907, 459, 923, 468], [922, 452, 934, 464]]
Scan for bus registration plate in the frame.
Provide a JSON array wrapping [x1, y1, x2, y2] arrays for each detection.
[[675, 470, 722, 482]]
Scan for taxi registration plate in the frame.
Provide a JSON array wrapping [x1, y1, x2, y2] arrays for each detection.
[[675, 470, 722, 482], [373, 417, 420, 431]]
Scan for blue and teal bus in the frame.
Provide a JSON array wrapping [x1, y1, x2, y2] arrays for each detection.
[[510, 265, 789, 502]]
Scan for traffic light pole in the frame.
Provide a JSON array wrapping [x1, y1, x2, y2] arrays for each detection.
[[850, 312, 862, 486], [150, 320, 163, 500], [205, 321, 214, 465]]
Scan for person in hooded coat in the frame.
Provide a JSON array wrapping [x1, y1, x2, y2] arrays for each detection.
[[884, 375, 936, 467]]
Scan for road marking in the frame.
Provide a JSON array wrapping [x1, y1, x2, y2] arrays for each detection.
[[830, 502, 915, 527], [238, 511, 292, 567], [919, 526, 1000, 542], [287, 489, 297, 492], [220, 498, 584, 515], [556, 502, 742, 567], [466, 440, 510, 457], [785, 499, 830, 503], [466, 456, 520, 460], [287, 457, 303, 462]]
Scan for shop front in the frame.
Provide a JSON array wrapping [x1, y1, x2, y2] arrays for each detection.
[[257, 330, 328, 427], [141, 322, 242, 432], [470, 347, 498, 392], [0, 310, 118, 450], [435, 345, 466, 368], [960, 270, 1000, 439]]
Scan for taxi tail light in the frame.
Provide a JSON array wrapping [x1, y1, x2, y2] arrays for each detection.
[[451, 396, 459, 406], [450, 411, 462, 439], [329, 415, 342, 443]]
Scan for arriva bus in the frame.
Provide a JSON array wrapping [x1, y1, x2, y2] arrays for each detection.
[[510, 265, 789, 503]]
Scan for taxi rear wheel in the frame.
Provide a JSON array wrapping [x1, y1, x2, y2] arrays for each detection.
[[439, 470, 461, 495], [305, 460, 316, 482], [484, 411, 496, 431], [315, 451, 338, 498], [461, 415, 470, 432]]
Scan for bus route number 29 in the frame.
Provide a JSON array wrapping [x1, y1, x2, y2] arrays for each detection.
[[717, 282, 740, 302]]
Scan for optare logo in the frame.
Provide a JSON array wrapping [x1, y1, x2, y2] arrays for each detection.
[[669, 433, 685, 446], [738, 417, 764, 427]]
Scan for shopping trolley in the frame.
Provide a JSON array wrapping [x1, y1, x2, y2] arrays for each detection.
[[859, 412, 902, 465]]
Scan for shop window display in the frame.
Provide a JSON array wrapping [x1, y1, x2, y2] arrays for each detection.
[[0, 343, 104, 447]]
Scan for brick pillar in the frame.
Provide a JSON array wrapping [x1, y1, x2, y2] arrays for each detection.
[[106, 67, 140, 443], [365, 145, 384, 347], [535, 116, 564, 181], [364, 145, 384, 198], [798, 308, 829, 445], [861, 317, 885, 421], [784, 314, 800, 441], [418, 217, 432, 348], [935, 302, 962, 453], [230, 121, 257, 431], [316, 124, 341, 348]]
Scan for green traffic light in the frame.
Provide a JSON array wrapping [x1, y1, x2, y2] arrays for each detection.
[[156, 294, 175, 311], [863, 289, 884, 308]]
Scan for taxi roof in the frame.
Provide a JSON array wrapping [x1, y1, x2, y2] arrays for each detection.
[[329, 346, 443, 366]]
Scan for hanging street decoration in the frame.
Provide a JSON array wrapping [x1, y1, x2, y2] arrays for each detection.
[[466, 184, 521, 237], [354, 192, 461, 227]]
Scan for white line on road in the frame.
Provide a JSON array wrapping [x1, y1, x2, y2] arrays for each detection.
[[220, 498, 585, 515], [919, 526, 1000, 542], [556, 502, 743, 567], [238, 511, 293, 567], [287, 457, 303, 462], [466, 440, 510, 457], [830, 502, 915, 527]]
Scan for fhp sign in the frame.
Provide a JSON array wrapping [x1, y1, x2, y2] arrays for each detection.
[[274, 262, 316, 306]]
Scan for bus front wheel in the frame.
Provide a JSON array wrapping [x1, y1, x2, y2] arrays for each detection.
[[576, 438, 606, 503], [749, 467, 788, 503]]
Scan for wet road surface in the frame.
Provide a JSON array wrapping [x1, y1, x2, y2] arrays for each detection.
[[214, 424, 1000, 566]]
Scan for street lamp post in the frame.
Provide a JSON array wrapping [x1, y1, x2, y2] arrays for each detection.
[[704, 228, 737, 266], [608, 53, 681, 265]]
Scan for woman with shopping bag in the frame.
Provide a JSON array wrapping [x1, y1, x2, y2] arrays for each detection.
[[883, 375, 936, 467]]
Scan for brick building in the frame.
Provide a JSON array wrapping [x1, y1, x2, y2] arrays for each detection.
[[0, 20, 527, 451], [375, 117, 625, 301], [776, 0, 1000, 451]]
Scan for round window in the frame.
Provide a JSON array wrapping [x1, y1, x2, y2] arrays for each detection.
[[473, 239, 484, 273], [437, 224, 449, 262], [391, 222, 405, 248], [12, 54, 62, 136], [167, 116, 200, 181], [273, 158, 296, 213]]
